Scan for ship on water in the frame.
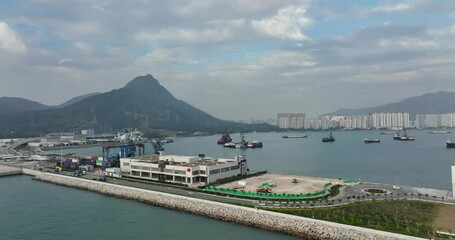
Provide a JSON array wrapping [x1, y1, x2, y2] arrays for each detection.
[[322, 132, 335, 142], [224, 133, 263, 149], [393, 128, 415, 141], [446, 139, 455, 148], [429, 130, 452, 134], [364, 138, 380, 144], [282, 135, 309, 139], [217, 130, 232, 144]]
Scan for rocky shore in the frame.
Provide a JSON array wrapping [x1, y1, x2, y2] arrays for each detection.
[[25, 170, 420, 240]]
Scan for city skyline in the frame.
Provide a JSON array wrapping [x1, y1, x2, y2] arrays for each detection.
[[2, 1, 455, 120]]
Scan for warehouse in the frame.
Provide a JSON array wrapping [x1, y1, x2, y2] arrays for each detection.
[[120, 153, 247, 185]]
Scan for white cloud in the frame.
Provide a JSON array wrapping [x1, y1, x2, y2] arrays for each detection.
[[369, 1, 417, 14], [252, 5, 312, 41], [0, 21, 27, 54], [427, 24, 455, 37], [58, 58, 72, 64]]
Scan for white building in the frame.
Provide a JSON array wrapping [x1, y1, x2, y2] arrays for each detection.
[[81, 129, 95, 135], [277, 113, 305, 129], [120, 153, 248, 185]]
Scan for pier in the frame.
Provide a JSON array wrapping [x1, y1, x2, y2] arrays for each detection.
[[0, 165, 22, 177]]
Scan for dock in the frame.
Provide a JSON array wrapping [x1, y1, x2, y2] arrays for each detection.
[[0, 165, 22, 177]]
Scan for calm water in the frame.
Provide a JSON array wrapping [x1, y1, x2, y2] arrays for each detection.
[[59, 130, 454, 190], [0, 175, 297, 240]]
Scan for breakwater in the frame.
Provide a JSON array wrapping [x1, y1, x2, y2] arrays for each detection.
[[0, 165, 22, 177], [22, 170, 420, 240]]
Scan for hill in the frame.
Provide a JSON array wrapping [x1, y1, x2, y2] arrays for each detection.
[[0, 75, 274, 137], [0, 97, 48, 115], [55, 92, 101, 108], [325, 91, 455, 119]]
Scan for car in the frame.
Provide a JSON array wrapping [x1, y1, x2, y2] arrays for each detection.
[[97, 175, 106, 182], [393, 185, 401, 190]]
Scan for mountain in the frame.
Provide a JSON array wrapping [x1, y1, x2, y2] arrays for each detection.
[[325, 91, 455, 119], [55, 92, 101, 108], [0, 75, 274, 137], [0, 97, 49, 115]]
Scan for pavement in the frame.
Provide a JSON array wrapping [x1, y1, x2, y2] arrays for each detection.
[[28, 166, 455, 209]]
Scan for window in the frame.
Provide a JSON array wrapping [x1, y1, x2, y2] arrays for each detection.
[[141, 166, 151, 171], [141, 172, 150, 178], [123, 162, 130, 166], [131, 165, 140, 169], [200, 170, 206, 174], [209, 169, 220, 175], [174, 170, 186, 175], [230, 165, 239, 170], [221, 167, 230, 172], [192, 170, 199, 175]]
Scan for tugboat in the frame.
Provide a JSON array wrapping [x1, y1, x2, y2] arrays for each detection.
[[217, 130, 232, 144], [446, 139, 455, 148], [322, 132, 335, 142], [364, 138, 380, 144], [393, 128, 415, 141]]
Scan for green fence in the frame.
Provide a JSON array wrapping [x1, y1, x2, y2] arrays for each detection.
[[205, 181, 337, 199], [343, 179, 358, 183]]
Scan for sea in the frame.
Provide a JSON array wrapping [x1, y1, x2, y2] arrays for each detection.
[[2, 130, 454, 239]]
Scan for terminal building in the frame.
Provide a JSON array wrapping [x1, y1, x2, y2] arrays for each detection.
[[120, 153, 248, 185]]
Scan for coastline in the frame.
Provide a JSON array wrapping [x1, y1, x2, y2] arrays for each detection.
[[22, 169, 421, 240]]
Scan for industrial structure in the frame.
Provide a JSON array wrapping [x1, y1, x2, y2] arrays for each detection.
[[120, 153, 248, 185]]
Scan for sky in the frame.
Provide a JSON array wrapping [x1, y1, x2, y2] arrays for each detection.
[[1, 0, 455, 121]]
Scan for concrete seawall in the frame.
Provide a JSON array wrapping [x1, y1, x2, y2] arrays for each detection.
[[0, 165, 22, 177], [22, 169, 421, 240]]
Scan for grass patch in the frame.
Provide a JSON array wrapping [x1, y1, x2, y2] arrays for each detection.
[[267, 199, 442, 238]]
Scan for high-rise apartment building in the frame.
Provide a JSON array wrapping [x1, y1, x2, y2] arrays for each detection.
[[277, 113, 305, 129]]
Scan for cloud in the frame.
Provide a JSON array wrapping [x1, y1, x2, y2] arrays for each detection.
[[427, 24, 455, 37], [252, 5, 312, 41], [0, 21, 27, 54], [370, 1, 416, 13]]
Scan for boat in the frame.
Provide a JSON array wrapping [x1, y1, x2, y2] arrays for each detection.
[[282, 135, 308, 139], [224, 133, 263, 149], [217, 130, 232, 144], [429, 130, 452, 134], [248, 141, 263, 148], [446, 139, 455, 148], [393, 128, 415, 141], [364, 138, 380, 144], [322, 132, 335, 142]]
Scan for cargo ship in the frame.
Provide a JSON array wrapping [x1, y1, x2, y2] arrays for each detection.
[[429, 130, 451, 134], [217, 130, 232, 144], [282, 135, 308, 139], [322, 132, 335, 142], [447, 139, 455, 148], [364, 138, 380, 144]]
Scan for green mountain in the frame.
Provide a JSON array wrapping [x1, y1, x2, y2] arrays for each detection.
[[325, 91, 455, 119], [0, 75, 273, 137], [0, 97, 49, 115], [55, 92, 101, 108]]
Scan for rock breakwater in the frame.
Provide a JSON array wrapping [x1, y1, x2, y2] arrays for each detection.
[[30, 171, 420, 240]]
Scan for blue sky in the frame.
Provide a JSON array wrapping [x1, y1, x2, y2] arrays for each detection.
[[1, 0, 455, 120]]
